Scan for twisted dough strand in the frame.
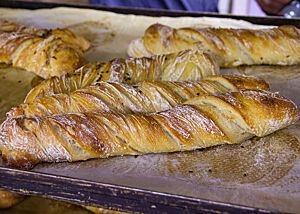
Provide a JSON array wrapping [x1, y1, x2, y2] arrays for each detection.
[[24, 50, 218, 103], [0, 19, 90, 78], [128, 24, 300, 67], [9, 75, 269, 118], [0, 90, 297, 169], [0, 19, 90, 51]]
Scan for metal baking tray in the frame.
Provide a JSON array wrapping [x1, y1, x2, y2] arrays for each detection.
[[0, 1, 300, 213]]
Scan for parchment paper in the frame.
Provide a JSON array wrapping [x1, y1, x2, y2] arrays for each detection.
[[0, 7, 299, 213]]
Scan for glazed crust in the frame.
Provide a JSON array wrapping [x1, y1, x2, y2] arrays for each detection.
[[8, 75, 269, 118], [128, 24, 300, 67], [0, 90, 297, 169], [0, 19, 90, 78], [24, 50, 219, 103]]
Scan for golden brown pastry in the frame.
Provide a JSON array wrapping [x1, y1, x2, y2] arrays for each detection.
[[0, 19, 90, 51], [0, 19, 47, 36], [9, 75, 269, 118], [0, 191, 24, 209], [0, 90, 297, 169], [0, 190, 121, 213], [24, 50, 219, 103], [128, 23, 300, 67], [0, 19, 90, 78]]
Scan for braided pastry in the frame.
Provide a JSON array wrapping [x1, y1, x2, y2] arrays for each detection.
[[128, 23, 300, 67], [0, 19, 90, 78], [24, 50, 218, 103], [9, 75, 269, 118], [0, 90, 297, 169]]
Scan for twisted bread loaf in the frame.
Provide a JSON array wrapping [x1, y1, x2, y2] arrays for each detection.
[[0, 19, 90, 78], [128, 23, 300, 67], [9, 75, 269, 118], [0, 90, 297, 169], [25, 50, 218, 103]]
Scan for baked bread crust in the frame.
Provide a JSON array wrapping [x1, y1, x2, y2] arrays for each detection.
[[128, 24, 300, 67], [24, 50, 218, 103], [0, 90, 297, 169], [9, 75, 269, 118], [0, 19, 90, 51], [0, 19, 90, 78]]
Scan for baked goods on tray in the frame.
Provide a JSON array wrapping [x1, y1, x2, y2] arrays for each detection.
[[8, 75, 269, 118], [0, 19, 90, 78], [24, 50, 218, 103], [128, 23, 300, 67], [0, 90, 297, 169]]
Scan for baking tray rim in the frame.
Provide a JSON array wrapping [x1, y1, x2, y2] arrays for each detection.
[[0, 166, 275, 213]]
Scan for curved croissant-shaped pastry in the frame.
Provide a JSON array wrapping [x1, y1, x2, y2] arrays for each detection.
[[9, 75, 269, 118], [0, 20, 90, 78], [128, 23, 300, 67], [24, 50, 219, 103], [0, 19, 48, 36], [0, 90, 297, 169], [0, 19, 90, 51]]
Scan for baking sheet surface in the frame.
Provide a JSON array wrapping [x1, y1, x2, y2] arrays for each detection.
[[0, 7, 299, 213]]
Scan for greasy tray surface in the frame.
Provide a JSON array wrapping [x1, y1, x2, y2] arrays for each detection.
[[0, 7, 300, 213]]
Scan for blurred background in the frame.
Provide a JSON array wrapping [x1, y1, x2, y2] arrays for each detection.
[[20, 0, 300, 17]]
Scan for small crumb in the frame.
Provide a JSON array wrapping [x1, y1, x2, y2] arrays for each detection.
[[151, 205, 156, 209], [188, 170, 193, 173]]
